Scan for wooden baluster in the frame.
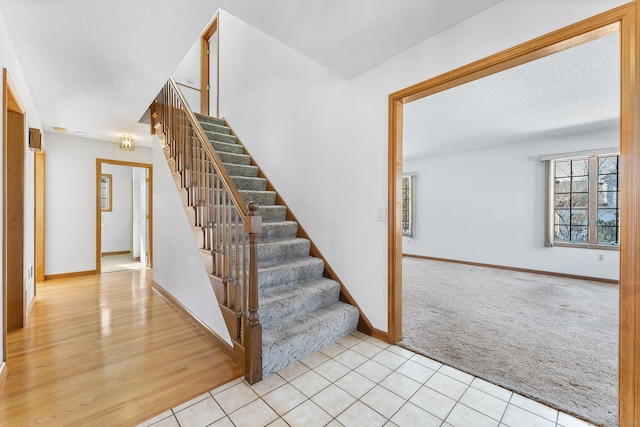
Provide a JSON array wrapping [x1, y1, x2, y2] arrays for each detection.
[[244, 201, 262, 384]]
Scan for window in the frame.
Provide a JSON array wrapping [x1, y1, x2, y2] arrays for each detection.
[[101, 174, 112, 212], [542, 149, 619, 248], [402, 174, 415, 237]]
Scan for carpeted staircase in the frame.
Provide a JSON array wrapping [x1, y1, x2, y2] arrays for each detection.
[[166, 112, 360, 379]]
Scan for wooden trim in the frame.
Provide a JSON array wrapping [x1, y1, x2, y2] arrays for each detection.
[[222, 121, 375, 336], [3, 68, 26, 336], [175, 82, 201, 93], [44, 270, 96, 281], [151, 281, 238, 363], [388, 3, 639, 424], [404, 254, 620, 285], [26, 293, 36, 318], [0, 361, 7, 389], [619, 2, 639, 423], [35, 151, 46, 283], [371, 328, 390, 343], [201, 15, 218, 116], [96, 159, 153, 274], [101, 250, 130, 256]]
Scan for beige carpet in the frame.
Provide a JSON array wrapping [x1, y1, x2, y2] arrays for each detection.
[[399, 257, 618, 427]]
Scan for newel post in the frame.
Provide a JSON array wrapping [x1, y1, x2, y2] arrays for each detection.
[[244, 201, 262, 384]]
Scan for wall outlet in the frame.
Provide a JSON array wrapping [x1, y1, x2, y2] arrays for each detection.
[[598, 254, 605, 261], [376, 208, 386, 222]]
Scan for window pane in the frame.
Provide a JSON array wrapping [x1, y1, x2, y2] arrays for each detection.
[[571, 226, 588, 242], [598, 174, 618, 191], [598, 156, 618, 175], [555, 194, 570, 208], [554, 225, 571, 241], [571, 177, 589, 193], [597, 226, 618, 244], [555, 177, 571, 193], [598, 209, 618, 223], [571, 193, 588, 208], [555, 161, 571, 178], [555, 209, 571, 225], [572, 159, 589, 176], [598, 191, 618, 208], [570, 210, 588, 225]]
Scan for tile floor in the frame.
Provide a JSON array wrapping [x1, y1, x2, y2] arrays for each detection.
[[101, 253, 149, 273], [137, 332, 595, 427]]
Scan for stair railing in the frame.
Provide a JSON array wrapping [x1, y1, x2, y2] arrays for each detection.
[[151, 78, 263, 383]]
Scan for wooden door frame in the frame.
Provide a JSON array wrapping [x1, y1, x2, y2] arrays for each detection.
[[388, 3, 639, 424], [96, 159, 153, 274], [200, 14, 219, 116], [34, 151, 45, 284], [3, 67, 26, 336]]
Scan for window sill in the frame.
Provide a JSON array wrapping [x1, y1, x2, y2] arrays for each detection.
[[553, 242, 619, 251]]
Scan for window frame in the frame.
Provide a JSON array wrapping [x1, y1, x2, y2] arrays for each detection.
[[402, 174, 415, 238], [542, 148, 619, 250], [100, 173, 112, 212]]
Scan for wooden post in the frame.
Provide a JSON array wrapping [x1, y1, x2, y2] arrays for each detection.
[[244, 201, 262, 384]]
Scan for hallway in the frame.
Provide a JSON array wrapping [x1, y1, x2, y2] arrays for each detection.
[[0, 270, 241, 425]]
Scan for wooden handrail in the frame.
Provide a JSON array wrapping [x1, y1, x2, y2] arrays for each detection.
[[151, 79, 262, 383], [167, 77, 248, 218]]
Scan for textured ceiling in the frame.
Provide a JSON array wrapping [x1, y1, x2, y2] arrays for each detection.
[[403, 33, 620, 160], [0, 0, 502, 148]]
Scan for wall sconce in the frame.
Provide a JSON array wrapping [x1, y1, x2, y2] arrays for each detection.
[[120, 134, 135, 151]]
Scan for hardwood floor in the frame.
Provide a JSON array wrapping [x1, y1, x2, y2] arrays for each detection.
[[0, 270, 242, 426]]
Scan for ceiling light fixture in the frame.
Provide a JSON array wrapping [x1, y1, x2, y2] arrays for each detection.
[[120, 134, 135, 151], [53, 127, 67, 133]]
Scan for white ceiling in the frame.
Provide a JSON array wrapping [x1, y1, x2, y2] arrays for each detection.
[[403, 33, 620, 161], [0, 0, 502, 148]]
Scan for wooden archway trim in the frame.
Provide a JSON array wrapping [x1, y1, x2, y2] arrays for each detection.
[[200, 15, 219, 116], [387, 3, 639, 423], [95, 159, 153, 274]]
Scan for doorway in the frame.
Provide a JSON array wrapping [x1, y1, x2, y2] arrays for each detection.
[[3, 69, 26, 332], [388, 4, 639, 423], [96, 159, 152, 274], [200, 15, 219, 117]]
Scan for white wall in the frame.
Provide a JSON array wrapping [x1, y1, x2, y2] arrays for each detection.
[[403, 127, 620, 280], [216, 0, 628, 333], [0, 6, 43, 359], [101, 164, 132, 253], [45, 132, 151, 275], [172, 38, 201, 114], [152, 138, 231, 344]]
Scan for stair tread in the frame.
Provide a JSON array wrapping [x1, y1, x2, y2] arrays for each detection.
[[257, 256, 324, 274], [263, 302, 358, 342], [261, 302, 359, 376]]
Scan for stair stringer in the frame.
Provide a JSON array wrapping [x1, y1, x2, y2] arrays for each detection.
[[218, 121, 374, 337]]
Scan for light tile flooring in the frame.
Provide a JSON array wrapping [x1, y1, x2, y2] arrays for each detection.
[[101, 253, 149, 273], [138, 332, 595, 427]]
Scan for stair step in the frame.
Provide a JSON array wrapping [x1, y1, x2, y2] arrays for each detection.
[[200, 121, 231, 135], [259, 221, 298, 242], [255, 238, 311, 266], [206, 221, 298, 244], [194, 112, 225, 126], [206, 131, 238, 145], [262, 302, 360, 377], [260, 279, 340, 327], [223, 163, 259, 178], [239, 190, 276, 206], [212, 140, 244, 155], [217, 151, 252, 166], [232, 176, 268, 192], [258, 257, 324, 289]]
